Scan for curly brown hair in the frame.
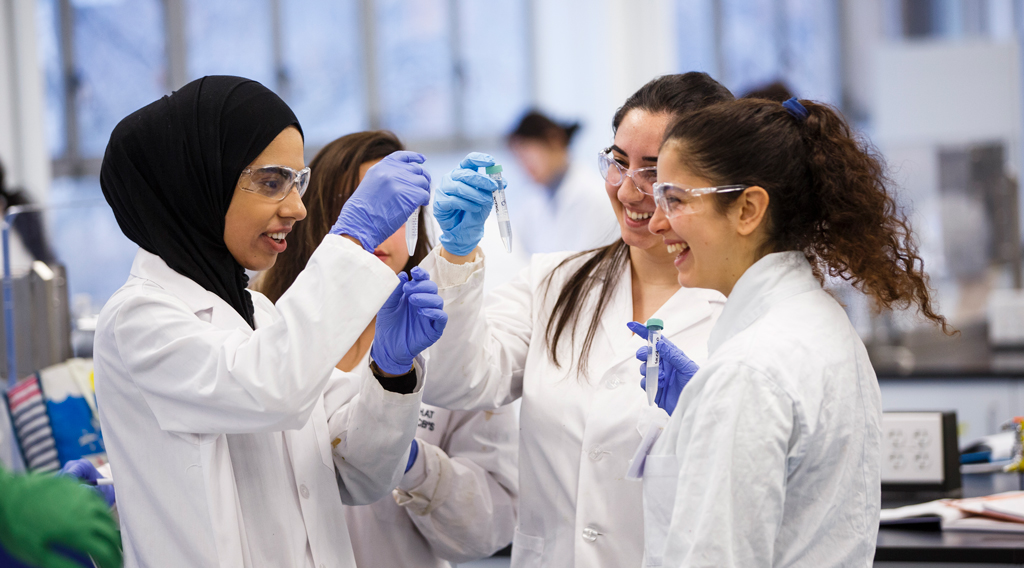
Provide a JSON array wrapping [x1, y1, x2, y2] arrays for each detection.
[[661, 98, 952, 333], [255, 130, 430, 303]]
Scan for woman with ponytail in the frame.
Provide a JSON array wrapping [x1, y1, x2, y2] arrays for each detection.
[[637, 97, 950, 567]]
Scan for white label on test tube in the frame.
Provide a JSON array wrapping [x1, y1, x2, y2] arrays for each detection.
[[484, 164, 513, 253], [405, 208, 419, 256], [645, 318, 664, 406]]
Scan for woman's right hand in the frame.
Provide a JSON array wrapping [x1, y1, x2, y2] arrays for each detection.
[[331, 151, 432, 252], [434, 152, 501, 257]]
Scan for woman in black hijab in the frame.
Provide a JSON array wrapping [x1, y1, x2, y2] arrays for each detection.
[[92, 76, 447, 567]]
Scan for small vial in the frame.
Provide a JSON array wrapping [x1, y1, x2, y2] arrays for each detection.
[[645, 318, 664, 406], [405, 208, 419, 256], [485, 164, 513, 253]]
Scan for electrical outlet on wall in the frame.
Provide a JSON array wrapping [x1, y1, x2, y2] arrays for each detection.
[[882, 412, 944, 482], [881, 411, 960, 493]]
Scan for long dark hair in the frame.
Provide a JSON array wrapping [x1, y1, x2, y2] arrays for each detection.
[[661, 98, 951, 333], [543, 73, 735, 375], [256, 130, 430, 303]]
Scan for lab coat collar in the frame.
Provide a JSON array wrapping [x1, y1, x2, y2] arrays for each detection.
[[708, 251, 821, 355], [129, 248, 254, 332], [600, 259, 724, 371]]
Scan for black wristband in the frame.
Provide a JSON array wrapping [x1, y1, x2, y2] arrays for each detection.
[[370, 361, 417, 394]]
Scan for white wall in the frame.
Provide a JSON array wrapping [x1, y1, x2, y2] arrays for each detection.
[[879, 378, 1024, 444], [531, 0, 678, 162], [0, 0, 49, 203], [874, 40, 1021, 149]]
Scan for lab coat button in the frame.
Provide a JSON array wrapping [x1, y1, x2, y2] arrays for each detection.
[[588, 448, 603, 461], [300, 484, 309, 499], [582, 526, 601, 542], [606, 377, 621, 389]]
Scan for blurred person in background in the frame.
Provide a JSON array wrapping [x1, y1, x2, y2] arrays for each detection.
[[255, 130, 518, 568], [741, 80, 795, 103], [507, 110, 618, 254]]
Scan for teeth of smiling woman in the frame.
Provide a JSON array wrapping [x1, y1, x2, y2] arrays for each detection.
[[626, 210, 652, 221], [666, 243, 686, 254], [267, 232, 286, 241]]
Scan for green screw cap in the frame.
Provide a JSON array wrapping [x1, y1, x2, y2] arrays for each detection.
[[646, 318, 664, 330], [485, 164, 503, 174]]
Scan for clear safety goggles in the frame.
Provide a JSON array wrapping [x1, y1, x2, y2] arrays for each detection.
[[238, 165, 311, 201], [598, 149, 658, 195], [652, 182, 748, 217]]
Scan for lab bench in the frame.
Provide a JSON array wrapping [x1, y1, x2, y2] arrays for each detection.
[[875, 472, 1024, 566]]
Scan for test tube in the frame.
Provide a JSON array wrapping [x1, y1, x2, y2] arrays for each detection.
[[405, 208, 419, 256], [485, 164, 513, 253], [645, 318, 664, 406]]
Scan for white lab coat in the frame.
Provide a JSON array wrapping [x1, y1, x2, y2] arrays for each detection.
[[419, 246, 724, 568], [94, 235, 424, 568], [345, 349, 518, 567], [510, 160, 619, 255], [642, 252, 882, 568]]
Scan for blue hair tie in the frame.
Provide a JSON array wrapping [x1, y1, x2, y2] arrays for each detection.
[[782, 97, 809, 122]]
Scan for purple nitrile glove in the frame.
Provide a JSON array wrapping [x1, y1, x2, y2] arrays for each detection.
[[371, 267, 449, 375], [627, 321, 700, 415], [406, 439, 419, 473], [59, 459, 115, 507], [331, 151, 432, 251]]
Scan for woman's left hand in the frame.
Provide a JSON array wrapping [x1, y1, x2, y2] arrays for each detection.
[[371, 267, 449, 375], [627, 321, 700, 415]]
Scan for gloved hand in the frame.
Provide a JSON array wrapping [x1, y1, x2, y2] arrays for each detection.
[[59, 459, 115, 507], [332, 151, 432, 251], [433, 152, 501, 256], [627, 321, 700, 415], [371, 266, 449, 375], [0, 469, 122, 568], [406, 439, 419, 473]]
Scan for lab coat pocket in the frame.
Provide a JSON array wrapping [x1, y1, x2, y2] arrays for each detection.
[[643, 455, 680, 567], [510, 527, 545, 568], [310, 395, 333, 469]]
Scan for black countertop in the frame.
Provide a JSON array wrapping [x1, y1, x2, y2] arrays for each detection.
[[876, 472, 1024, 563]]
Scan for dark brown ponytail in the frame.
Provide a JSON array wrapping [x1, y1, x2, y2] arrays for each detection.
[[544, 72, 735, 376], [662, 98, 952, 333]]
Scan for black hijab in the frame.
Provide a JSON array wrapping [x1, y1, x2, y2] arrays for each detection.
[[100, 76, 302, 328]]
